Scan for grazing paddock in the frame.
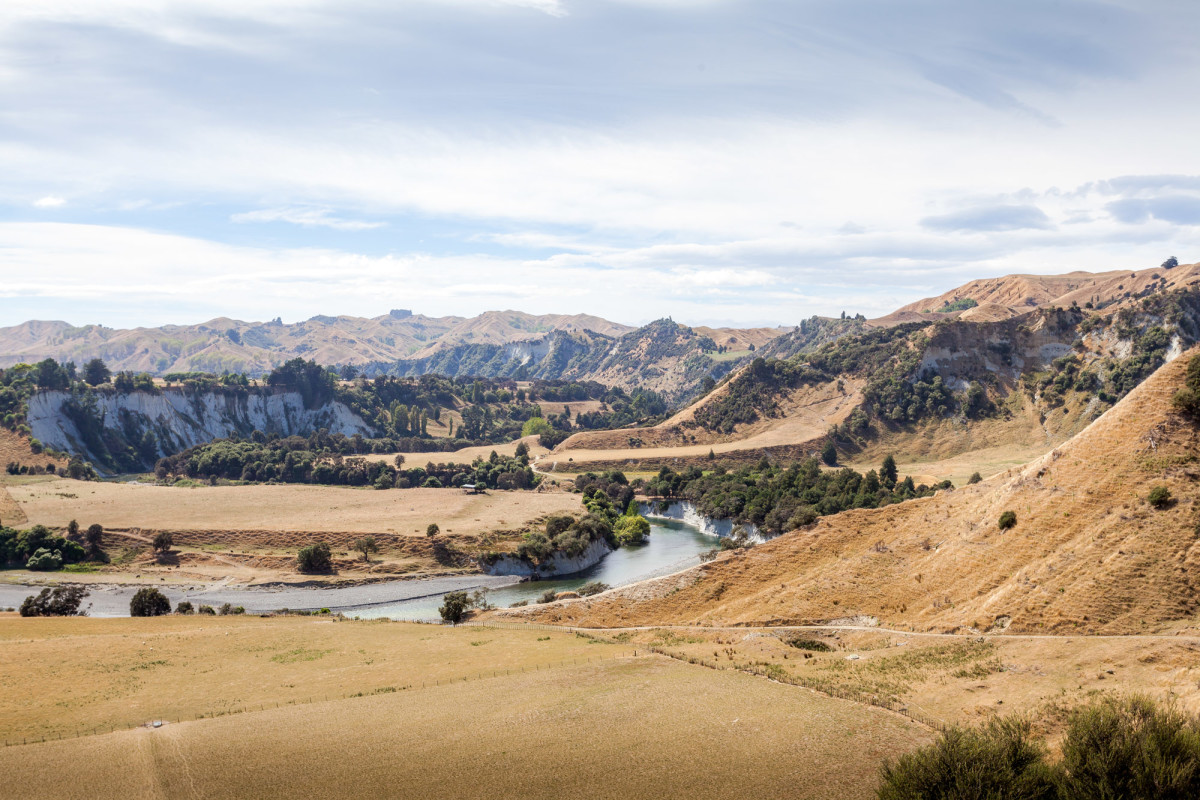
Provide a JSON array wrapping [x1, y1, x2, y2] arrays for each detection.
[[0, 616, 930, 800], [7, 479, 578, 537]]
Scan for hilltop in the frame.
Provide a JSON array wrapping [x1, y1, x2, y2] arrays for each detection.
[[511, 347, 1200, 634], [546, 264, 1200, 475], [874, 260, 1200, 326]]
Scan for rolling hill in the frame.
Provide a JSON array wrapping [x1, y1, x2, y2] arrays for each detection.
[[511, 347, 1200, 635], [546, 268, 1200, 474]]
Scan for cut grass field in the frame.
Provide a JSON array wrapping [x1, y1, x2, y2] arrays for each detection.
[[2, 477, 583, 583], [7, 479, 579, 537], [0, 615, 930, 799]]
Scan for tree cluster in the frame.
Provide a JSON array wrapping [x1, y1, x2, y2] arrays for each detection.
[[644, 457, 948, 535]]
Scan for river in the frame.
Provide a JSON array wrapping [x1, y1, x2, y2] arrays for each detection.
[[352, 518, 715, 621]]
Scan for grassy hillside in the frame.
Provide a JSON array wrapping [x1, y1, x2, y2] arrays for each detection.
[[549, 281, 1200, 477], [513, 348, 1200, 634]]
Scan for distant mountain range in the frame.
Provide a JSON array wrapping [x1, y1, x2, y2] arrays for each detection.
[[0, 309, 786, 402], [3, 261, 1196, 402]]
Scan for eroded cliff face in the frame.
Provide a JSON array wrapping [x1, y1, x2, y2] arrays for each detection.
[[27, 389, 372, 472], [482, 537, 613, 578]]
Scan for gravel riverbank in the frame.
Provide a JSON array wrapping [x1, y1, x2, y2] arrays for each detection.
[[0, 574, 521, 617]]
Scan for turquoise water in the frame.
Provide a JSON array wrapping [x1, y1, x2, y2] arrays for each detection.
[[354, 518, 714, 621]]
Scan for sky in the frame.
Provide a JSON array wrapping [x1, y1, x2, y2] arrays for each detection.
[[3, 0, 1200, 329]]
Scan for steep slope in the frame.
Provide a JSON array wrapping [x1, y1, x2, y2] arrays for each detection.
[[511, 348, 1200, 635], [551, 283, 1200, 474]]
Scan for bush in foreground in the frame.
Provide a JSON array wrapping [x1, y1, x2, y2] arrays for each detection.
[[130, 587, 171, 617], [1059, 695, 1200, 799], [998, 510, 1017, 530], [879, 696, 1200, 799], [19, 585, 89, 617]]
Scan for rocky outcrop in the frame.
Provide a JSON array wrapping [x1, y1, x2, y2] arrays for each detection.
[[481, 536, 613, 578], [27, 389, 372, 471], [638, 500, 764, 542]]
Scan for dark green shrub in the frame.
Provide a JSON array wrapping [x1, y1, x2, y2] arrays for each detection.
[[784, 636, 831, 652], [539, 589, 559, 604], [878, 717, 1057, 800], [968, 472, 983, 485], [426, 523, 439, 537], [130, 587, 171, 617], [577, 581, 611, 597], [998, 510, 1017, 530], [152, 531, 173, 553], [297, 542, 333, 573], [1149, 485, 1173, 509], [19, 585, 88, 617], [175, 601, 194, 614], [26, 547, 62, 571], [821, 441, 838, 466], [198, 604, 216, 615], [1059, 695, 1200, 800]]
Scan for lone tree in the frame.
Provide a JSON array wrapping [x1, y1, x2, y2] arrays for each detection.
[[439, 590, 471, 624], [66, 519, 81, 542], [19, 585, 89, 617], [130, 587, 171, 617], [353, 536, 379, 562], [297, 542, 333, 573], [1162, 255, 1179, 269], [152, 531, 174, 554], [82, 358, 111, 386], [426, 523, 440, 538], [999, 510, 1018, 530], [821, 441, 838, 467]]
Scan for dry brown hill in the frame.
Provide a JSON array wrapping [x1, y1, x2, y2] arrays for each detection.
[[874, 261, 1200, 326], [512, 349, 1200, 635], [546, 376, 862, 471]]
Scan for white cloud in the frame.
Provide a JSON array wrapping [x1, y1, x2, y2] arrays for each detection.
[[231, 207, 386, 231], [33, 195, 65, 208]]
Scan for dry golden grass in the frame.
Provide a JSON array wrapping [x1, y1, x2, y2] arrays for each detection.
[[9, 480, 578, 538], [0, 616, 930, 800], [361, 435, 548, 468], [544, 378, 864, 470], [0, 428, 67, 478], [612, 626, 1200, 729], [3, 479, 581, 582], [512, 349, 1200, 635]]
